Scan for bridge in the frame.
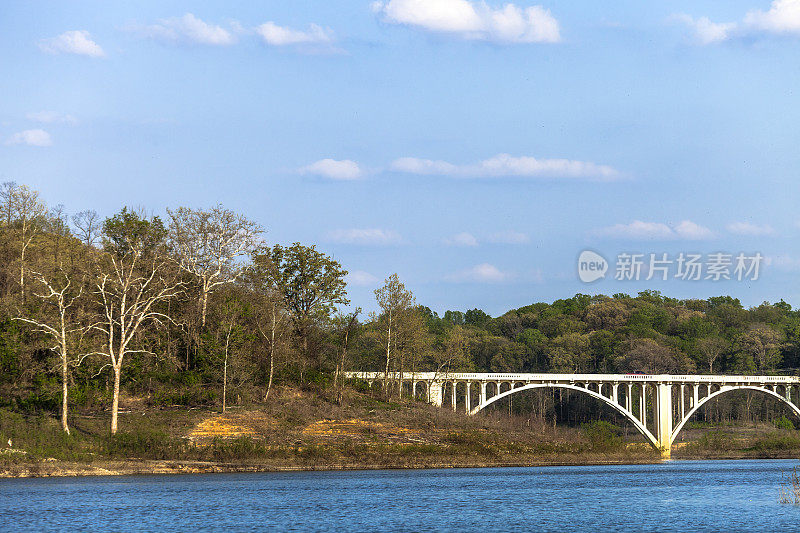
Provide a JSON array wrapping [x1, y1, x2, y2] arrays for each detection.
[[344, 371, 800, 457]]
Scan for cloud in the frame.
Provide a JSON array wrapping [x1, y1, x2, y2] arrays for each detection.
[[256, 22, 334, 46], [390, 153, 620, 180], [744, 0, 800, 34], [372, 0, 560, 43], [301, 159, 362, 180], [592, 220, 715, 240], [443, 232, 479, 247], [346, 270, 381, 286], [674, 220, 716, 240], [327, 228, 402, 245], [486, 230, 530, 244], [673, 0, 800, 44], [671, 14, 735, 44], [38, 30, 105, 57], [5, 129, 53, 147], [726, 221, 776, 236], [445, 263, 511, 283], [131, 13, 236, 46], [26, 111, 77, 124], [443, 231, 478, 246], [486, 231, 531, 244]]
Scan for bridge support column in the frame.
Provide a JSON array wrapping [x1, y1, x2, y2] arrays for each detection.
[[639, 385, 646, 427], [465, 382, 472, 414], [656, 383, 673, 458], [626, 384, 632, 412], [612, 383, 618, 403], [680, 384, 685, 419], [692, 385, 698, 407], [428, 381, 443, 407], [451, 382, 457, 412], [480, 382, 487, 407]]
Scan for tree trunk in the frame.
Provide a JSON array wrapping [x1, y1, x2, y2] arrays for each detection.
[[223, 325, 231, 413], [61, 353, 70, 435], [383, 312, 391, 399], [111, 364, 121, 434], [265, 304, 276, 401], [201, 289, 209, 328]]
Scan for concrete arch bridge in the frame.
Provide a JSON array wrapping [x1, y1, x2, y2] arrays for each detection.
[[344, 372, 800, 457]]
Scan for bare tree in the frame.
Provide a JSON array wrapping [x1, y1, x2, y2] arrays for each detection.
[[167, 205, 262, 328], [333, 308, 360, 404], [93, 209, 184, 434], [10, 184, 48, 296], [0, 181, 17, 227], [72, 210, 101, 247], [15, 270, 88, 434], [374, 274, 414, 398]]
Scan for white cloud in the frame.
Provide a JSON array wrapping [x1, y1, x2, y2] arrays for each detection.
[[38, 30, 105, 57], [674, 220, 716, 240], [132, 13, 236, 46], [256, 22, 334, 46], [672, 14, 735, 44], [26, 111, 77, 124], [301, 159, 362, 180], [327, 228, 402, 245], [486, 230, 530, 244], [372, 0, 561, 43], [443, 232, 479, 247], [726, 221, 776, 236], [744, 0, 800, 34], [5, 129, 53, 147], [346, 270, 380, 286], [674, 0, 800, 44], [390, 153, 620, 180], [446, 262, 511, 283], [592, 220, 715, 241]]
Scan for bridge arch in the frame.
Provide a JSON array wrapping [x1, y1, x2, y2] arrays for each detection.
[[471, 382, 660, 449], [671, 385, 800, 443]]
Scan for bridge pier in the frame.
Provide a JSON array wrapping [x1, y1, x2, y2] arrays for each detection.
[[655, 383, 673, 458]]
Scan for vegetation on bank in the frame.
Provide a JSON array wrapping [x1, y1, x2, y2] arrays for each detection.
[[0, 181, 799, 460]]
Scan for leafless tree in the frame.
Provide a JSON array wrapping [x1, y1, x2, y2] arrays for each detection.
[[333, 308, 360, 404], [0, 181, 17, 227], [167, 205, 262, 328], [93, 244, 184, 434], [10, 184, 48, 296], [15, 270, 88, 434], [72, 210, 101, 248]]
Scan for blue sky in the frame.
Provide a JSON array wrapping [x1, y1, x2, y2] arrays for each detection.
[[2, 0, 800, 315]]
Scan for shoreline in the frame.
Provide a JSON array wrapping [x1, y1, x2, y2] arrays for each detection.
[[3, 453, 797, 479]]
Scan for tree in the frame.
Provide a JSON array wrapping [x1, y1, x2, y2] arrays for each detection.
[[374, 274, 414, 397], [15, 269, 88, 434], [252, 243, 348, 371], [93, 209, 183, 434], [333, 308, 360, 404], [10, 184, 48, 296], [736, 325, 784, 372], [168, 205, 262, 328], [72, 210, 101, 248], [617, 338, 694, 374], [697, 336, 729, 374]]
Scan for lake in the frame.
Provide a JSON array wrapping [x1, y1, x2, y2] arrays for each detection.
[[1, 460, 799, 531]]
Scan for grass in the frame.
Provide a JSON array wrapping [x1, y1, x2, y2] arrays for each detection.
[[9, 384, 800, 475]]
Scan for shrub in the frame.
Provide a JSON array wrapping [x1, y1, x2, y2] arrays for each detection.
[[581, 420, 623, 451], [775, 416, 795, 431]]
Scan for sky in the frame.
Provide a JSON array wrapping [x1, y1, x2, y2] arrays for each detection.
[[2, 0, 800, 316]]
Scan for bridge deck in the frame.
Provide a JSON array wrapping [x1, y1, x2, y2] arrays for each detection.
[[344, 372, 800, 384]]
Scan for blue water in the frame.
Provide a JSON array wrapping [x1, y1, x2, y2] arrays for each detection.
[[1, 460, 799, 532]]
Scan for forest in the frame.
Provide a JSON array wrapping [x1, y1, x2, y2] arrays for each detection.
[[1, 182, 799, 436]]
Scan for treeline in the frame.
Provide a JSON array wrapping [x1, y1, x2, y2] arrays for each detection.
[[1, 183, 799, 435]]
